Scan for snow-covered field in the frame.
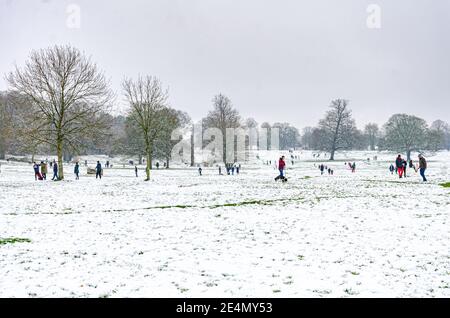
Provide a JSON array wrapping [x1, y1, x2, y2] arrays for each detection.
[[0, 151, 449, 297]]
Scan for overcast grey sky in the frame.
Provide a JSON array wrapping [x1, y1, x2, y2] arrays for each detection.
[[1, 0, 449, 129]]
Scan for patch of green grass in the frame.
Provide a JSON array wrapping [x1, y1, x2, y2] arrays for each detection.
[[0, 237, 31, 245], [440, 182, 450, 188]]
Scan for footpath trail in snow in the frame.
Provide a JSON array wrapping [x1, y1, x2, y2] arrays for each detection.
[[0, 151, 449, 297]]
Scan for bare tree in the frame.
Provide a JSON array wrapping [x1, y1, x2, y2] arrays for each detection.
[[203, 94, 241, 164], [317, 99, 357, 160], [300, 127, 314, 150], [364, 123, 379, 151], [122, 75, 169, 180], [0, 92, 15, 159], [430, 120, 450, 150], [154, 109, 191, 168], [383, 114, 428, 161], [272, 122, 300, 150], [6, 45, 113, 179]]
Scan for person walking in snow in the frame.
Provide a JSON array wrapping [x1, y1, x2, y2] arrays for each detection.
[[95, 161, 102, 179], [52, 160, 58, 180], [320, 164, 325, 175], [74, 162, 80, 180], [395, 155, 404, 178], [33, 162, 42, 180], [135, 165, 138, 177], [198, 167, 202, 176], [418, 154, 427, 182], [275, 156, 286, 181], [402, 159, 408, 178], [389, 164, 395, 175], [40, 161, 47, 180], [351, 162, 356, 173]]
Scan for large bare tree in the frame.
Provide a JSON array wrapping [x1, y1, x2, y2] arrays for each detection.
[[364, 123, 379, 151], [6, 45, 113, 179], [203, 94, 241, 163], [317, 99, 357, 160], [0, 92, 15, 159], [122, 75, 169, 181], [383, 114, 428, 161]]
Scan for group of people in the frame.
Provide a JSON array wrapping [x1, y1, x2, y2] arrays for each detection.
[[318, 164, 334, 175], [32, 160, 103, 180], [33, 160, 59, 181], [347, 162, 356, 173], [30, 153, 430, 183], [391, 154, 427, 181], [197, 163, 242, 176]]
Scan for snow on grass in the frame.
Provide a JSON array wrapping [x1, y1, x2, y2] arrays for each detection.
[[0, 150, 449, 297]]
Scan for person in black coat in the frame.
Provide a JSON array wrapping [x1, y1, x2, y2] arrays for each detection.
[[95, 161, 102, 179]]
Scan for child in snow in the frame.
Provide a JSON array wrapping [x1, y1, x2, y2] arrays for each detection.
[[389, 164, 395, 175], [33, 162, 43, 180]]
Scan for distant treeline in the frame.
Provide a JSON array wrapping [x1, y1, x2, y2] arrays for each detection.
[[1, 45, 449, 179]]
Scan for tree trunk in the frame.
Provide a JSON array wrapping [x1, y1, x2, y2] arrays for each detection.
[[57, 137, 64, 180], [329, 149, 335, 161], [0, 145, 5, 160], [145, 153, 151, 181], [190, 131, 195, 167], [145, 140, 152, 181], [406, 149, 411, 161], [166, 156, 169, 169]]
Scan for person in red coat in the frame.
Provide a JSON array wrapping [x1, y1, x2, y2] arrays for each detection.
[[275, 156, 286, 181]]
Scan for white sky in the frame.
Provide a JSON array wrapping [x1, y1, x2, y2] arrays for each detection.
[[1, 0, 449, 129]]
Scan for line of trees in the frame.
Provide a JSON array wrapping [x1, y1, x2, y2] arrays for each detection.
[[301, 99, 450, 160], [1, 45, 449, 176]]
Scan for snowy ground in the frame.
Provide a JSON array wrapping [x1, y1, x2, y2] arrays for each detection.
[[0, 151, 449, 297]]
